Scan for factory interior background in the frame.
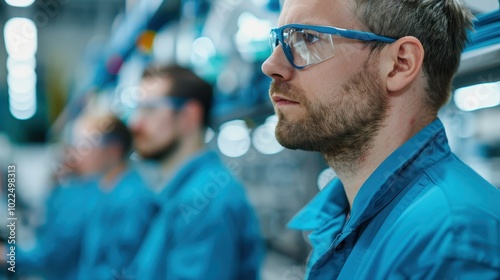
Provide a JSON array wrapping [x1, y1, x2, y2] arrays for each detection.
[[0, 0, 499, 278]]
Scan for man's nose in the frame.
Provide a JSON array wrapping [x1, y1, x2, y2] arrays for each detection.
[[129, 114, 143, 134], [261, 45, 294, 81]]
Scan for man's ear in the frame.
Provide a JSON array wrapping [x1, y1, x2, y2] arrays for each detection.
[[178, 101, 203, 133], [381, 36, 424, 92], [107, 143, 124, 162]]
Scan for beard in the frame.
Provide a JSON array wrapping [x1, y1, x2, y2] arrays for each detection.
[[134, 137, 180, 162], [271, 59, 389, 165]]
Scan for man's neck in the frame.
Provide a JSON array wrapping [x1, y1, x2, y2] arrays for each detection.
[[160, 133, 204, 180], [325, 105, 436, 209], [100, 161, 128, 191]]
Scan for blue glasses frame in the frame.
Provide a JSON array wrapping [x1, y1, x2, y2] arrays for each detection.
[[270, 24, 398, 69], [136, 96, 189, 112]]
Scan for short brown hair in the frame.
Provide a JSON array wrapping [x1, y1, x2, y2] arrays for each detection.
[[143, 64, 213, 128], [102, 115, 133, 159], [75, 114, 133, 159], [351, 0, 474, 110]]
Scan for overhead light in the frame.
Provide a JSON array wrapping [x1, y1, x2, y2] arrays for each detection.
[[217, 120, 251, 158], [217, 69, 239, 93], [7, 56, 36, 70], [454, 82, 500, 112], [9, 102, 36, 120], [5, 0, 35, 7], [8, 91, 35, 103], [7, 63, 35, 78], [9, 87, 37, 120], [7, 73, 36, 94], [9, 96, 36, 111], [4, 16, 38, 121], [236, 12, 271, 42], [4, 17, 38, 60], [9, 88, 36, 106], [252, 115, 285, 155], [191, 37, 216, 65]]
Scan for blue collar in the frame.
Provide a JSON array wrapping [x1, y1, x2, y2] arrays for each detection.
[[160, 150, 220, 200], [288, 119, 451, 233]]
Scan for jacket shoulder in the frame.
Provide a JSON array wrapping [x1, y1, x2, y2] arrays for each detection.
[[423, 154, 500, 217]]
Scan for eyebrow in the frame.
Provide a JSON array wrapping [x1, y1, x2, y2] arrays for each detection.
[[282, 20, 329, 26], [281, 21, 354, 31]]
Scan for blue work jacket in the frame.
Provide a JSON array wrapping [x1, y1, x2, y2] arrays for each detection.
[[16, 176, 100, 279], [130, 150, 264, 280], [288, 119, 500, 280], [77, 168, 159, 280]]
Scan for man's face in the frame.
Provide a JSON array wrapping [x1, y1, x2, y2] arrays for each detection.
[[130, 77, 181, 160], [262, 0, 389, 158], [68, 121, 113, 176]]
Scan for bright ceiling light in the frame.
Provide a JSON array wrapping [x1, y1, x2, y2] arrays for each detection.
[[217, 120, 251, 158], [454, 82, 500, 112], [7, 65, 37, 103], [5, 0, 35, 7], [191, 37, 216, 65], [9, 102, 36, 120], [8, 90, 35, 103], [7, 56, 36, 70], [9, 88, 36, 105], [4, 17, 38, 60], [9, 96, 36, 111], [252, 115, 285, 155], [8, 73, 36, 94], [7, 63, 36, 78]]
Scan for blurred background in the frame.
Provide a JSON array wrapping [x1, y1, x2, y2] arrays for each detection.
[[0, 0, 499, 279]]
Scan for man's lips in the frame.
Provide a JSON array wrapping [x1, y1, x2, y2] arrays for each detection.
[[272, 95, 300, 106]]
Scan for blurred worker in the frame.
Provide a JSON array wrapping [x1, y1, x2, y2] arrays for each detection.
[[13, 180, 99, 279], [129, 65, 264, 279], [10, 130, 102, 279], [262, 0, 500, 279], [74, 114, 159, 280]]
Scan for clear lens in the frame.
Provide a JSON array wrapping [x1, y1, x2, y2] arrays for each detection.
[[283, 27, 335, 68], [269, 30, 279, 51]]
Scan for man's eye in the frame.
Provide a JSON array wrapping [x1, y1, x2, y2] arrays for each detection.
[[302, 32, 320, 44], [139, 105, 156, 114]]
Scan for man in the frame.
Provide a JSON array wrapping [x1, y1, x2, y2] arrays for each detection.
[[9, 114, 157, 279], [129, 65, 264, 279], [262, 0, 500, 279], [12, 157, 100, 280], [10, 121, 104, 280], [74, 114, 159, 280]]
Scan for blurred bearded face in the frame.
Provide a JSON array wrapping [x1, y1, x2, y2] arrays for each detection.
[[130, 77, 181, 161]]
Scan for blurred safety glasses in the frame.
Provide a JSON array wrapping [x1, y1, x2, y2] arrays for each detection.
[[135, 96, 189, 117], [269, 24, 397, 69]]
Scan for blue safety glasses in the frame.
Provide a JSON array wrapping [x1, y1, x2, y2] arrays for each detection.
[[269, 24, 397, 69], [135, 96, 189, 117]]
